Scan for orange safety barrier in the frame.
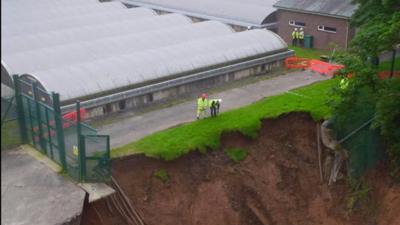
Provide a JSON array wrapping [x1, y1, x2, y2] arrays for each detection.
[[378, 71, 400, 79], [285, 57, 311, 69], [308, 59, 344, 77], [285, 57, 344, 76], [63, 108, 87, 123]]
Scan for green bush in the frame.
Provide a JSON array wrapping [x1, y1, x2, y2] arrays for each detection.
[[225, 148, 248, 163], [154, 169, 170, 183]]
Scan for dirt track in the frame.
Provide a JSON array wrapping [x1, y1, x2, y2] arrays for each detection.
[[82, 112, 400, 225]]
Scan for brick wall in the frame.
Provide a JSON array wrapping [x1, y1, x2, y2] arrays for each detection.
[[276, 10, 355, 50]]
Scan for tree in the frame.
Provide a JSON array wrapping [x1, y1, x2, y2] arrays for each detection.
[[332, 0, 400, 179]]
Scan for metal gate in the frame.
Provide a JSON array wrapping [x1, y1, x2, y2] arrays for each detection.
[[13, 75, 110, 182]]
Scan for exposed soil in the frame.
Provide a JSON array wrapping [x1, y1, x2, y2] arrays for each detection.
[[81, 112, 400, 225]]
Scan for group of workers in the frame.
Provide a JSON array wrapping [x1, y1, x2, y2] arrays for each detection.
[[291, 27, 305, 47], [196, 93, 222, 120]]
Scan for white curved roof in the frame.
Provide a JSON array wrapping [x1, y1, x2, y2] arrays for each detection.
[[1, 7, 156, 38], [4, 21, 233, 74], [2, 13, 188, 55], [120, 0, 278, 27], [26, 29, 287, 101], [2, 1, 126, 24]]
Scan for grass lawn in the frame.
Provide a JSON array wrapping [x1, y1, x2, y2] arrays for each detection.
[[289, 46, 331, 59], [379, 57, 400, 72], [112, 78, 339, 160]]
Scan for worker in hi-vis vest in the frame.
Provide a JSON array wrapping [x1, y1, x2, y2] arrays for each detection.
[[298, 27, 305, 47], [340, 77, 349, 90], [209, 99, 222, 117], [292, 28, 298, 46], [197, 93, 209, 120]]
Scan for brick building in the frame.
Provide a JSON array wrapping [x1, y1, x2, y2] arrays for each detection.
[[273, 0, 358, 50]]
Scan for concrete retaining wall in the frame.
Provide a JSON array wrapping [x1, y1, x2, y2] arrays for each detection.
[[85, 59, 283, 118]]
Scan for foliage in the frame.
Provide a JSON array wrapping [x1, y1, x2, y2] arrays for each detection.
[[331, 0, 400, 178], [225, 148, 248, 163], [346, 177, 372, 213], [112, 79, 338, 160], [350, 0, 400, 59], [373, 78, 400, 181], [154, 169, 170, 183]]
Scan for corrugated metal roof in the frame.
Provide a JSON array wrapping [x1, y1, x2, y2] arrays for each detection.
[[2, 14, 188, 55], [273, 0, 357, 19], [2, 0, 290, 102], [3, 21, 231, 74], [24, 30, 287, 101], [1, 7, 156, 38], [119, 0, 279, 27]]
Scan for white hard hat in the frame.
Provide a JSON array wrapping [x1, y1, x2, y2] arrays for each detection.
[[218, 99, 222, 103], [300, 27, 303, 30], [294, 28, 298, 30]]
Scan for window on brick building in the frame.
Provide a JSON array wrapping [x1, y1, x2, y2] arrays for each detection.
[[289, 20, 306, 27], [317, 25, 337, 33]]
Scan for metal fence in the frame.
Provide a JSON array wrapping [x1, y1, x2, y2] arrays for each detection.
[[13, 75, 110, 182]]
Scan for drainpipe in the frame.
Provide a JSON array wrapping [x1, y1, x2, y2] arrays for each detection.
[[345, 20, 349, 49], [390, 49, 396, 78]]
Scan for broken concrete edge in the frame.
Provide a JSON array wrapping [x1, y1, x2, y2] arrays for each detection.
[[21, 145, 116, 204], [78, 182, 116, 203]]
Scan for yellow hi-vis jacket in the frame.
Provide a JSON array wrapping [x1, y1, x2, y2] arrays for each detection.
[[292, 30, 298, 39], [340, 78, 349, 89], [298, 31, 304, 39], [197, 98, 208, 111]]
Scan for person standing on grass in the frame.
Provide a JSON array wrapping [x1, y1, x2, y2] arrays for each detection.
[[209, 99, 222, 117], [292, 28, 298, 46], [298, 27, 305, 47], [197, 93, 209, 120]]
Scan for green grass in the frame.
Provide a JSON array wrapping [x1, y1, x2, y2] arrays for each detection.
[[379, 57, 400, 72], [225, 148, 248, 163], [112, 78, 339, 160], [289, 46, 331, 59], [1, 120, 21, 150], [154, 169, 170, 183]]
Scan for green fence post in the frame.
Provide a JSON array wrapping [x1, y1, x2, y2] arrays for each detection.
[[45, 108, 54, 160], [12, 75, 28, 143], [52, 92, 67, 171], [32, 82, 46, 153], [76, 101, 86, 182], [79, 134, 87, 182], [106, 135, 111, 181], [390, 49, 396, 78]]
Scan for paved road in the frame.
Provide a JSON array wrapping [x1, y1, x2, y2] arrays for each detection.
[[1, 146, 86, 225], [97, 71, 329, 148]]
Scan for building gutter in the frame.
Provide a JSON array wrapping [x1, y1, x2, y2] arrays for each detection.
[[61, 50, 294, 112]]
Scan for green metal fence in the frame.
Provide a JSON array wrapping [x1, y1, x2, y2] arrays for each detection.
[[13, 75, 110, 182]]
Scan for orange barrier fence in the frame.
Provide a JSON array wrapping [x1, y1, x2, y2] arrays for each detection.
[[284, 57, 310, 69], [285, 57, 344, 76], [378, 71, 400, 79], [309, 59, 344, 77]]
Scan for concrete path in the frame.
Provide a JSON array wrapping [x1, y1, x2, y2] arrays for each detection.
[[1, 146, 86, 225], [97, 71, 329, 148]]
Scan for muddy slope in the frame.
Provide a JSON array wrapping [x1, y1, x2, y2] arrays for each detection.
[[82, 112, 400, 225]]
